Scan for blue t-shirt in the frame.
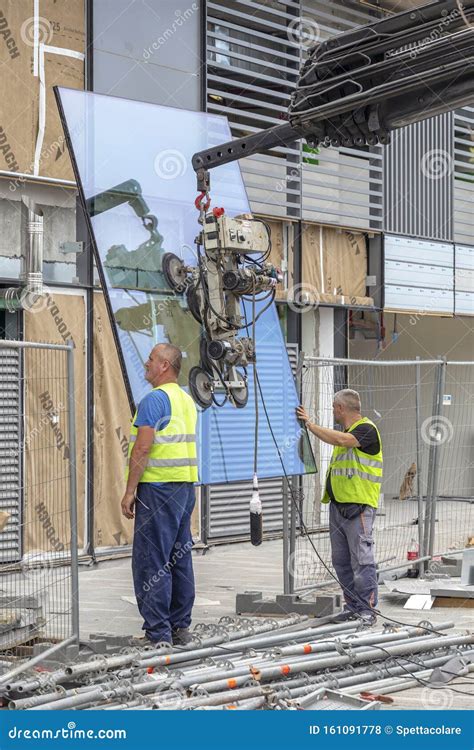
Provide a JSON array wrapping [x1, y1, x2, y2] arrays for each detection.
[[134, 389, 171, 431]]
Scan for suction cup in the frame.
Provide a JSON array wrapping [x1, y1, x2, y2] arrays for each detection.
[[162, 252, 188, 292], [189, 366, 213, 409], [229, 370, 248, 409], [186, 283, 202, 323]]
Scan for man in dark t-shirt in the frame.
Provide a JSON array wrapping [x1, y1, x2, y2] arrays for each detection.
[[325, 421, 381, 514], [297, 389, 382, 625]]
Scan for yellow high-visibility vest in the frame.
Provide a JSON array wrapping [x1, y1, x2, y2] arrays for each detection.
[[126, 383, 198, 484], [322, 417, 383, 508]]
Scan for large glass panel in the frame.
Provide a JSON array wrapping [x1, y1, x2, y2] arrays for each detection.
[[56, 88, 316, 483]]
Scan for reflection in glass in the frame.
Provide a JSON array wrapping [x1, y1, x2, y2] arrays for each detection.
[[56, 88, 316, 483]]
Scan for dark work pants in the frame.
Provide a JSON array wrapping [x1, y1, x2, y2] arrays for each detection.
[[329, 501, 378, 615], [132, 482, 196, 643]]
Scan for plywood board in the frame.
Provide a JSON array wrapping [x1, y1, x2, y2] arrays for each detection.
[[302, 224, 368, 303], [93, 292, 134, 550], [0, 0, 84, 179]]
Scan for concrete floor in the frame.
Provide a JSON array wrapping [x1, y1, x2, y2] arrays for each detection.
[[78, 538, 473, 710]]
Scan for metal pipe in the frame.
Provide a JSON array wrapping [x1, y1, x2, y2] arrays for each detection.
[[4, 669, 69, 694], [28, 678, 160, 711], [415, 355, 424, 573], [152, 648, 469, 711], [39, 644, 471, 712], [282, 478, 290, 595], [133, 622, 362, 671], [10, 683, 103, 710], [423, 360, 441, 559], [281, 651, 474, 701], [270, 626, 431, 657], [62, 615, 305, 677], [0, 168, 75, 187], [346, 662, 474, 696], [304, 357, 444, 366], [289, 476, 297, 595], [0, 198, 44, 311], [0, 340, 70, 352], [67, 339, 80, 643], [428, 358, 446, 559], [0, 637, 77, 686], [173, 634, 457, 693], [226, 634, 474, 684]]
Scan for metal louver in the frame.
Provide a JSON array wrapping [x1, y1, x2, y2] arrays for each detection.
[[0, 348, 21, 562]]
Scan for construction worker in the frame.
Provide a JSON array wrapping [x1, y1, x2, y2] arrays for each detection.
[[121, 343, 198, 646], [297, 389, 382, 625]]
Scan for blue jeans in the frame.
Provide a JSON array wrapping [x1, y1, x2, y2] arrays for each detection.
[[132, 482, 196, 642], [329, 501, 378, 615]]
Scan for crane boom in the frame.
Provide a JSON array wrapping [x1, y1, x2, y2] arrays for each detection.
[[193, 0, 474, 188]]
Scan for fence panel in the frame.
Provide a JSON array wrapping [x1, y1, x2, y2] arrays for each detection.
[[0, 340, 78, 660], [429, 361, 474, 557], [293, 356, 468, 592]]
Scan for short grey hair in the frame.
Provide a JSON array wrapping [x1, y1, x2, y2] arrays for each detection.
[[155, 343, 182, 375], [334, 388, 361, 412]]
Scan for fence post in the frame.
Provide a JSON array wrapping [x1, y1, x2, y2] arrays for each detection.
[[282, 477, 290, 595], [428, 358, 447, 560], [415, 356, 424, 574], [289, 476, 297, 595], [67, 339, 80, 643]]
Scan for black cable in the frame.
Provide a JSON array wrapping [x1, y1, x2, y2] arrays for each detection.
[[253, 367, 448, 637], [360, 644, 474, 695], [252, 284, 258, 477]]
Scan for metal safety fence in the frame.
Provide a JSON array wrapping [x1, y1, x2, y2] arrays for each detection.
[[0, 340, 79, 672], [291, 357, 474, 593]]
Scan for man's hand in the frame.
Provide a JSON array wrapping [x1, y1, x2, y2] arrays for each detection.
[[121, 492, 136, 519], [296, 405, 311, 425]]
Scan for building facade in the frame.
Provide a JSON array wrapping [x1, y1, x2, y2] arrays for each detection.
[[0, 0, 472, 554]]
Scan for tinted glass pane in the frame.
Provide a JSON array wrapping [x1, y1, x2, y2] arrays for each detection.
[[56, 88, 316, 483]]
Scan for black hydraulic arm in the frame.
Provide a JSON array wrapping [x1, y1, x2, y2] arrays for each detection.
[[193, 0, 473, 186]]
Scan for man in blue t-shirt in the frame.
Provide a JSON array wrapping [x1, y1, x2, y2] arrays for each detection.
[[121, 343, 197, 647]]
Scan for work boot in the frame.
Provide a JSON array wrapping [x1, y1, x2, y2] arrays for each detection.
[[330, 608, 358, 624], [359, 612, 377, 627], [172, 627, 193, 646]]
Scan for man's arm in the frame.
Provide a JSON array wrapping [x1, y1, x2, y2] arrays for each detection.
[[296, 406, 359, 448], [121, 426, 155, 519]]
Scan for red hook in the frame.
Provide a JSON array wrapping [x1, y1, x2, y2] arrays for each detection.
[[195, 191, 211, 212]]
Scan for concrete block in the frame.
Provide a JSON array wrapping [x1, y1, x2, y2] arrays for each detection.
[[235, 591, 341, 617]]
